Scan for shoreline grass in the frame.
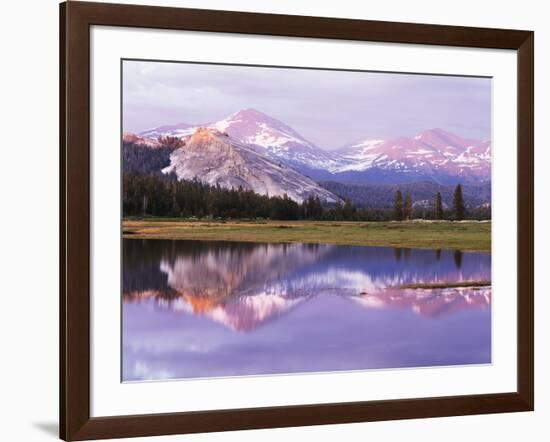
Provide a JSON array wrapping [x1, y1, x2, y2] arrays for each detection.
[[398, 281, 491, 289], [122, 218, 491, 252]]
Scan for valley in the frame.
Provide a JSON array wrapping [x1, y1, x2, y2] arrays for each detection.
[[122, 107, 492, 250], [121, 63, 494, 382]]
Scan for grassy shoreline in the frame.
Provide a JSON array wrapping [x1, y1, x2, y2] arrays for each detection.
[[399, 281, 491, 289], [122, 218, 491, 252]]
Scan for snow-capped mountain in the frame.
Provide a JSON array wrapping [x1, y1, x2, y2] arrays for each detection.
[[141, 108, 344, 172], [134, 109, 491, 185], [162, 127, 339, 203], [337, 129, 491, 183]]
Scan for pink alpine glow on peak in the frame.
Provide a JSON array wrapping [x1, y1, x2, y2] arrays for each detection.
[[139, 108, 342, 171], [416, 128, 490, 152], [339, 128, 491, 180], [211, 107, 317, 152]]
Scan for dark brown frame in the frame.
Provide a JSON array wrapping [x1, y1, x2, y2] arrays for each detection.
[[60, 1, 534, 440]]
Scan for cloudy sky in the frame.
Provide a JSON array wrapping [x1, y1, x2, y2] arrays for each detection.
[[123, 60, 491, 150]]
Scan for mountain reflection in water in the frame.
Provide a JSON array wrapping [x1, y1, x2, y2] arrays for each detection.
[[123, 240, 491, 381]]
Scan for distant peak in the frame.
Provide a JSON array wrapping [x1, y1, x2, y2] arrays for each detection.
[[230, 108, 273, 120], [415, 128, 467, 146], [236, 107, 264, 115]]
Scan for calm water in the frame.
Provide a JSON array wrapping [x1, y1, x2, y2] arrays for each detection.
[[122, 239, 491, 381]]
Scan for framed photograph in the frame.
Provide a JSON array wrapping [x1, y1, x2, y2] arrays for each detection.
[[60, 1, 534, 440]]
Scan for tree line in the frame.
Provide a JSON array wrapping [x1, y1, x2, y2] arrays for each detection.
[[123, 173, 489, 221], [124, 172, 364, 220], [321, 180, 491, 210]]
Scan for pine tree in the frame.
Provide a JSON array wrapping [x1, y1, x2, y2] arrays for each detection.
[[313, 196, 322, 219], [394, 190, 403, 221], [404, 192, 412, 221], [453, 184, 466, 220], [342, 199, 356, 220], [435, 192, 443, 220]]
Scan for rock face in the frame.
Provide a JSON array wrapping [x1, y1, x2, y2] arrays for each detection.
[[122, 132, 186, 150], [162, 128, 339, 203], [122, 131, 161, 148]]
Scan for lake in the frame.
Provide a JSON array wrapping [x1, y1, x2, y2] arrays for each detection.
[[122, 239, 491, 381]]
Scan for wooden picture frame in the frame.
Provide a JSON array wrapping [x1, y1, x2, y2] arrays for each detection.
[[60, 1, 534, 440]]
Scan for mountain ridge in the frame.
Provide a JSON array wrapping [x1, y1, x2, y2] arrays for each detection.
[[130, 108, 491, 185], [337, 128, 491, 182]]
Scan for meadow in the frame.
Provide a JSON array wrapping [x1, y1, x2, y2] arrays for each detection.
[[122, 219, 491, 252]]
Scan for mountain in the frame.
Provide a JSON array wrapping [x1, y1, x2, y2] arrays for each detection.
[[162, 127, 339, 203], [136, 110, 491, 185], [335, 129, 491, 184], [140, 108, 344, 172]]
